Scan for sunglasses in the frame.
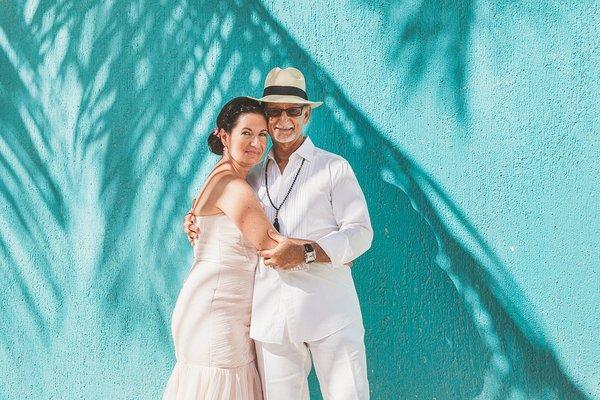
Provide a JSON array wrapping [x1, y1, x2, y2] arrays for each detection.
[[264, 106, 306, 118]]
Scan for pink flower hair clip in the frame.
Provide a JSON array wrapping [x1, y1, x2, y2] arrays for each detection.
[[212, 127, 222, 138]]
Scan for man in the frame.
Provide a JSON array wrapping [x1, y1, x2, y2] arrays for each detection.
[[184, 67, 373, 399]]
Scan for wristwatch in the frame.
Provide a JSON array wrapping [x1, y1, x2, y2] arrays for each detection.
[[304, 243, 316, 264]]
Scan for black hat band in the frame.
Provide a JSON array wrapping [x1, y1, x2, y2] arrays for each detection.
[[262, 85, 308, 100]]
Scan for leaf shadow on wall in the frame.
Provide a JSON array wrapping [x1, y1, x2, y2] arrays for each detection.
[[0, 0, 591, 399], [363, 0, 475, 125]]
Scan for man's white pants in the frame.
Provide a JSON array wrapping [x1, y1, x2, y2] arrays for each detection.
[[254, 320, 369, 400]]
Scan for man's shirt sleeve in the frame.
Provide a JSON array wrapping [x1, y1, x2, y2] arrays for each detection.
[[316, 159, 373, 265]]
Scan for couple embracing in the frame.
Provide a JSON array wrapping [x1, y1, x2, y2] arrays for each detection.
[[163, 67, 373, 400]]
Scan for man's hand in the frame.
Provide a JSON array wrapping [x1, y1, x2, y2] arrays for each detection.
[[183, 211, 200, 246], [258, 230, 306, 270]]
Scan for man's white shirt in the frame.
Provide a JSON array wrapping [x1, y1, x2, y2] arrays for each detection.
[[247, 137, 373, 344]]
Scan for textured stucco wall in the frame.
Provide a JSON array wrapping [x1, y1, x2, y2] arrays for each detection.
[[0, 0, 598, 399]]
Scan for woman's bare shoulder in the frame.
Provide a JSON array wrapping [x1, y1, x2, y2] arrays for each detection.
[[217, 174, 254, 197], [200, 168, 254, 199], [193, 168, 249, 214]]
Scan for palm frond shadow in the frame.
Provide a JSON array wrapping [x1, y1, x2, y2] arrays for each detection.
[[358, 0, 475, 125], [0, 0, 591, 398], [0, 9, 68, 352]]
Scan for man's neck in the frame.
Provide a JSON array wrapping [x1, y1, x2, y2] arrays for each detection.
[[272, 135, 306, 172]]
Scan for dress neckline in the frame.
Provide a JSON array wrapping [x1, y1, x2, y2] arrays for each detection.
[[195, 213, 227, 219]]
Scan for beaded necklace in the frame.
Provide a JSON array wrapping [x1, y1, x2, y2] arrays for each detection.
[[264, 157, 305, 232]]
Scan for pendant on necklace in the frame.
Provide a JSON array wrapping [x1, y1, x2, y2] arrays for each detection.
[[273, 217, 280, 232]]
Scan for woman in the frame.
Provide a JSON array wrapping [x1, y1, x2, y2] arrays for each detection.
[[163, 97, 278, 400]]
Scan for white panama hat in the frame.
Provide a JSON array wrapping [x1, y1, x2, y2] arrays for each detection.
[[249, 67, 323, 108]]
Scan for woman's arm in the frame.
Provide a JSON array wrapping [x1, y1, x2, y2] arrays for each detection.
[[216, 177, 278, 251]]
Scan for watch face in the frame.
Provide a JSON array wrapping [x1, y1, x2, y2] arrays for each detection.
[[304, 243, 316, 263]]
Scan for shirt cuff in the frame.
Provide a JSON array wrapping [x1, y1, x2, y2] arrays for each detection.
[[316, 231, 351, 266]]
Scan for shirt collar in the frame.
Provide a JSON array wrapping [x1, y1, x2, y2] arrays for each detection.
[[266, 136, 315, 163]]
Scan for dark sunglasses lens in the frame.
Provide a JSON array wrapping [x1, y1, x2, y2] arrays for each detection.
[[287, 107, 303, 117], [265, 107, 304, 118], [266, 108, 282, 117]]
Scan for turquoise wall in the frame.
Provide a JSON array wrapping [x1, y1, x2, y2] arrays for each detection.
[[0, 0, 597, 399]]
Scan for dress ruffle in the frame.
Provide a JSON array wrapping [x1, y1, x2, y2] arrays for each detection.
[[163, 361, 263, 400]]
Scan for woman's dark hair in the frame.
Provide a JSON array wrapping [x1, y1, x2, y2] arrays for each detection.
[[208, 97, 266, 155]]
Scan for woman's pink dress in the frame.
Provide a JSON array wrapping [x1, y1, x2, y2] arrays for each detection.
[[163, 214, 263, 400]]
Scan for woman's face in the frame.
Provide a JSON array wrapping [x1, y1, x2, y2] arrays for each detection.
[[224, 113, 268, 167]]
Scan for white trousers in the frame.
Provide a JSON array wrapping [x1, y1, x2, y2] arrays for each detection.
[[255, 320, 369, 400]]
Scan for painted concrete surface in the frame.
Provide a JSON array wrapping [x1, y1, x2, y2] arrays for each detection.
[[0, 0, 597, 399]]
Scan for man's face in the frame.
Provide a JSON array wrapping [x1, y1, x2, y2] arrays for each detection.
[[263, 103, 311, 144]]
